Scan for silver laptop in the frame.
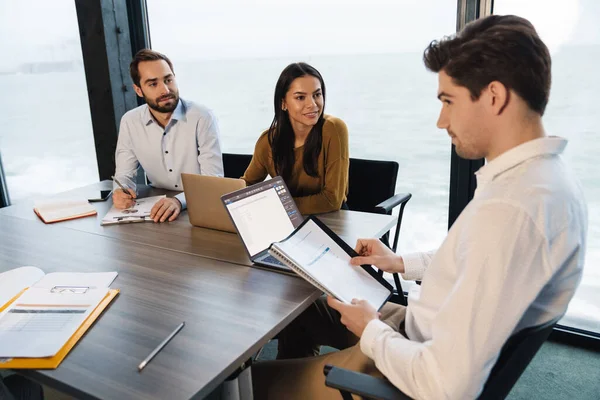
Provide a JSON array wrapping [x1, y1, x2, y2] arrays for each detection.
[[181, 173, 246, 232], [221, 177, 303, 271]]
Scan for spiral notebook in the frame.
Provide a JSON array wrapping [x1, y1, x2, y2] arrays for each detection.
[[268, 216, 392, 310]]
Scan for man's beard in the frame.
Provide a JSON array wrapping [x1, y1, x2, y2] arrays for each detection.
[[144, 91, 179, 113]]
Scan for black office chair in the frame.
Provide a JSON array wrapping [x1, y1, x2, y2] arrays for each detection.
[[347, 158, 412, 305], [324, 318, 558, 400], [223, 153, 253, 179]]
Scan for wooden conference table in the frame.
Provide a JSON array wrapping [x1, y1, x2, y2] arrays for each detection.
[[0, 182, 397, 400]]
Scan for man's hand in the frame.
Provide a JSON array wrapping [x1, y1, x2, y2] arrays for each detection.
[[327, 296, 380, 337], [113, 188, 136, 209], [150, 197, 182, 222], [350, 238, 405, 274]]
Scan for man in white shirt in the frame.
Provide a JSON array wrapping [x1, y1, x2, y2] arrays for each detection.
[[252, 15, 587, 399], [112, 49, 223, 222]]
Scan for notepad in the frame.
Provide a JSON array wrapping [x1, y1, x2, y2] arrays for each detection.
[[268, 216, 393, 310], [33, 199, 97, 224]]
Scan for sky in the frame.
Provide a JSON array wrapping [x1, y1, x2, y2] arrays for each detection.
[[0, 0, 599, 69]]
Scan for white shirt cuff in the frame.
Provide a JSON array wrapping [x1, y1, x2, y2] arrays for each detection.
[[401, 252, 427, 281], [360, 319, 394, 359], [175, 192, 187, 210]]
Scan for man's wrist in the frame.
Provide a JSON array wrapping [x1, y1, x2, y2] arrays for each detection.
[[173, 197, 182, 208], [360, 319, 392, 359], [395, 254, 405, 274]]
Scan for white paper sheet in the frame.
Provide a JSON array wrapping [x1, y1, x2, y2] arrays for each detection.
[[0, 267, 45, 308], [0, 287, 108, 357], [275, 219, 391, 309], [35, 272, 118, 290], [101, 195, 166, 225]]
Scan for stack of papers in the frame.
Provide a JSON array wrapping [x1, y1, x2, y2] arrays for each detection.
[[0, 288, 109, 357], [0, 268, 118, 361], [101, 195, 166, 225]]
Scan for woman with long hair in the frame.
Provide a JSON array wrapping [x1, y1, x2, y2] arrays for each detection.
[[242, 62, 349, 214]]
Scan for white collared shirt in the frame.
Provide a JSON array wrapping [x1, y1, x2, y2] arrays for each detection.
[[361, 137, 588, 399], [113, 99, 224, 208]]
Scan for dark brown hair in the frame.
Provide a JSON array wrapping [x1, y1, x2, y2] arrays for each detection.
[[268, 62, 326, 182], [423, 15, 551, 115], [129, 49, 174, 87]]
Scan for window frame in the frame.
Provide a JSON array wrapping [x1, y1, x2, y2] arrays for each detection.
[[0, 0, 596, 348]]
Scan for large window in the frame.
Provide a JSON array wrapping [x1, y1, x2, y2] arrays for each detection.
[[147, 0, 455, 257], [494, 0, 600, 334], [0, 0, 98, 203]]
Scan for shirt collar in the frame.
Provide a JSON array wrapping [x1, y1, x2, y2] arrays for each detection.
[[142, 99, 186, 126], [476, 136, 568, 185]]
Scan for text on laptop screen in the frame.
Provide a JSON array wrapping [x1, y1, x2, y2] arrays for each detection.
[[224, 180, 301, 257]]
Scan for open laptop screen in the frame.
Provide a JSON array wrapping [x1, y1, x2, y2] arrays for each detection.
[[222, 177, 303, 258]]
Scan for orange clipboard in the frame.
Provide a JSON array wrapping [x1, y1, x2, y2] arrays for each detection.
[[0, 288, 119, 369]]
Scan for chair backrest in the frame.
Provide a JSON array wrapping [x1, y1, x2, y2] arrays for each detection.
[[477, 318, 557, 399], [347, 158, 399, 215], [221, 155, 401, 215], [223, 153, 253, 179]]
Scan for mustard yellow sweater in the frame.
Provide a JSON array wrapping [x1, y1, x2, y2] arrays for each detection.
[[242, 115, 349, 215]]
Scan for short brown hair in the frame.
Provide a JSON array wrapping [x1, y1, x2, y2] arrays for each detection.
[[129, 49, 174, 87], [423, 15, 551, 115]]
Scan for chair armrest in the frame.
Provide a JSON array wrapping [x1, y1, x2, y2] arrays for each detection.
[[323, 365, 411, 400], [375, 193, 412, 214]]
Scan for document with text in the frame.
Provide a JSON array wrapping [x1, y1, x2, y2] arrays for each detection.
[[0, 287, 109, 358], [269, 217, 392, 310]]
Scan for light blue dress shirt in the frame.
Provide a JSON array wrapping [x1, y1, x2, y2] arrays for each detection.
[[113, 99, 224, 209]]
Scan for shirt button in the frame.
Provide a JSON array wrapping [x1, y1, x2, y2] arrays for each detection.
[[163, 132, 166, 136], [165, 151, 169, 154], [169, 169, 173, 172]]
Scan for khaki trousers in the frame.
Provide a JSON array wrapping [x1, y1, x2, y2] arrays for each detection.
[[252, 296, 406, 399]]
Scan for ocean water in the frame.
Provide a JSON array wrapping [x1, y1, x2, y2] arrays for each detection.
[[0, 48, 598, 332]]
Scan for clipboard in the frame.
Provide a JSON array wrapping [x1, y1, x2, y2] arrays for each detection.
[[0, 288, 119, 369]]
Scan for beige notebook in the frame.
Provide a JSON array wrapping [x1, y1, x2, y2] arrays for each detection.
[[33, 199, 97, 224]]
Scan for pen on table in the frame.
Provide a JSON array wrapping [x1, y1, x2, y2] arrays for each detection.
[[111, 175, 131, 197], [138, 321, 185, 372]]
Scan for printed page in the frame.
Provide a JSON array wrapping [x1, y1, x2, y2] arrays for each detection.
[[34, 272, 118, 290], [276, 219, 390, 308], [0, 287, 108, 358], [0, 267, 45, 308], [102, 195, 166, 224]]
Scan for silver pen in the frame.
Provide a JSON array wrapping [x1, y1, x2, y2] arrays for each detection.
[[138, 322, 185, 372], [111, 175, 131, 196]]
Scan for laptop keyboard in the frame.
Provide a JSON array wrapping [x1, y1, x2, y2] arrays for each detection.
[[262, 255, 285, 266]]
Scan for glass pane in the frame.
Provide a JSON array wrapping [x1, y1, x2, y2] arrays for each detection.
[[0, 0, 98, 202], [147, 0, 454, 264], [494, 1, 600, 334]]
